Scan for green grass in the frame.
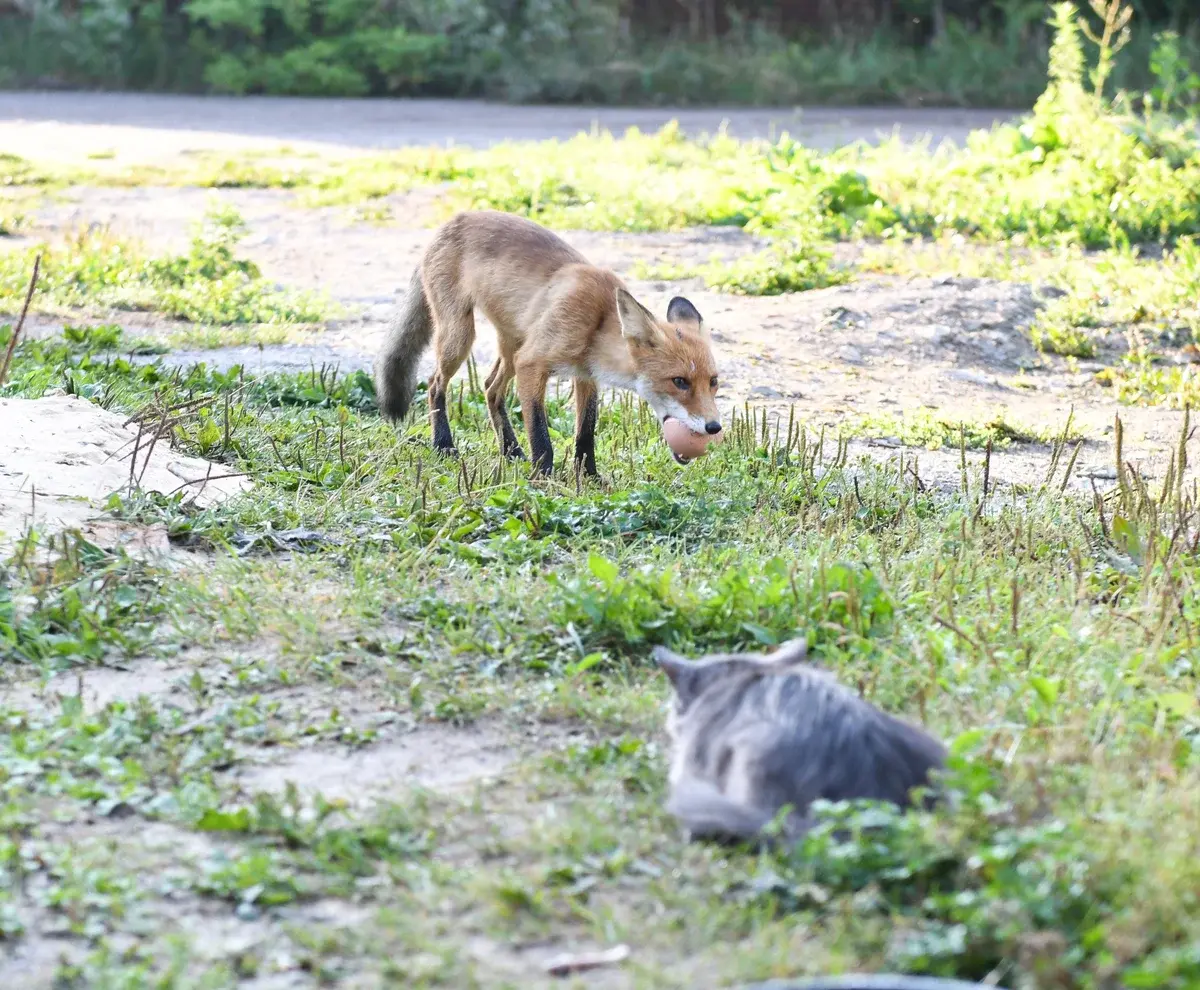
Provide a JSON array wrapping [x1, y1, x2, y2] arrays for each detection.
[[72, 101, 1199, 255], [636, 237, 851, 294], [0, 204, 26, 236], [3, 317, 1200, 985], [841, 408, 1085, 451], [0, 205, 335, 327]]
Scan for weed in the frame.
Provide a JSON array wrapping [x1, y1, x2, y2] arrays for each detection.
[[639, 239, 849, 295], [1, 533, 169, 667], [0, 206, 334, 327], [844, 409, 1081, 451]]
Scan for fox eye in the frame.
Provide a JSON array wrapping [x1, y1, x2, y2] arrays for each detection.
[[710, 376, 719, 389], [672, 377, 689, 390]]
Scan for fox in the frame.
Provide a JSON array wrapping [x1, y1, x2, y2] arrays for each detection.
[[374, 210, 722, 477]]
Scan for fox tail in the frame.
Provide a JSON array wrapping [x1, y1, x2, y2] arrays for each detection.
[[375, 267, 434, 421]]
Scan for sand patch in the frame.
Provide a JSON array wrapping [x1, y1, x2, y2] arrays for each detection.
[[0, 393, 250, 551]]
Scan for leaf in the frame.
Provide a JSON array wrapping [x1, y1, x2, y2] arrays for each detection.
[[949, 727, 988, 757], [113, 585, 139, 609], [1154, 692, 1198, 718], [195, 808, 253, 833], [565, 652, 604, 678], [741, 621, 777, 645], [587, 553, 619, 585], [1029, 675, 1060, 705], [1111, 514, 1143, 561]]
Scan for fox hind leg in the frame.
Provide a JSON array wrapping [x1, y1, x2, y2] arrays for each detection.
[[426, 305, 475, 456], [485, 353, 525, 460]]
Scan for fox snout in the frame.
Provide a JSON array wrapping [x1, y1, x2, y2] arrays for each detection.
[[704, 421, 722, 435]]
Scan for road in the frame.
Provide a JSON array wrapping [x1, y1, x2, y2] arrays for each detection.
[[0, 91, 1017, 161]]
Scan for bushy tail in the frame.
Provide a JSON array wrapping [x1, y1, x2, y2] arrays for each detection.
[[376, 267, 433, 421], [667, 778, 804, 846]]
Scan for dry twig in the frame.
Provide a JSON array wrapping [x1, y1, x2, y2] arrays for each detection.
[[0, 252, 42, 389]]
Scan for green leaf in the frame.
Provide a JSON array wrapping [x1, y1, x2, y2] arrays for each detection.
[[565, 652, 605, 677], [949, 727, 988, 757], [1111, 514, 1143, 561], [741, 621, 777, 645], [113, 585, 139, 609], [587, 553, 619, 585], [1029, 675, 1060, 705], [196, 808, 253, 833], [1154, 692, 1198, 717]]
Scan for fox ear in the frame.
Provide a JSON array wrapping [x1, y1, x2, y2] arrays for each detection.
[[666, 296, 704, 336], [616, 288, 663, 347]]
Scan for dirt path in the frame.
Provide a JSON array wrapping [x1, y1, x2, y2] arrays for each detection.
[[0, 92, 1015, 163], [1, 97, 1186, 511], [8, 181, 1185, 495]]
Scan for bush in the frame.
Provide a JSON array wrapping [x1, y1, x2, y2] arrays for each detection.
[[1, 0, 1198, 105]]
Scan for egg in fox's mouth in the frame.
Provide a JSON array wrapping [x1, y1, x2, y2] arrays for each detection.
[[662, 415, 719, 465]]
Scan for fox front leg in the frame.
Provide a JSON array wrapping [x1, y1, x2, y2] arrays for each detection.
[[516, 358, 554, 477], [573, 376, 600, 478]]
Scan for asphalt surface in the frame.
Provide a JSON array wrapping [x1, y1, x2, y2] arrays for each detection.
[[0, 91, 1017, 158]]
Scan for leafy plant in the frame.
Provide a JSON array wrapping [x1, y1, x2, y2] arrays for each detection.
[[0, 206, 333, 326], [1, 534, 167, 667]]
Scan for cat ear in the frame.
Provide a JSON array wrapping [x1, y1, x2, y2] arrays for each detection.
[[653, 646, 688, 685], [769, 636, 809, 664], [654, 646, 701, 703]]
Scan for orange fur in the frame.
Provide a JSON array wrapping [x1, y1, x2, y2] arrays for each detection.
[[375, 210, 722, 476]]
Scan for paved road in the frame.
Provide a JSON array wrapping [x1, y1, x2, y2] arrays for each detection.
[[0, 91, 1017, 160]]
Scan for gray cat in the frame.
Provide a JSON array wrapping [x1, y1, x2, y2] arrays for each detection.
[[654, 638, 947, 844]]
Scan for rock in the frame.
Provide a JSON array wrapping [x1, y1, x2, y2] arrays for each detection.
[[0, 394, 251, 552], [941, 368, 1010, 390], [913, 324, 956, 345]]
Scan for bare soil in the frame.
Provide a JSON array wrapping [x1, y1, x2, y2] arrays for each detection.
[[6, 182, 1185, 495]]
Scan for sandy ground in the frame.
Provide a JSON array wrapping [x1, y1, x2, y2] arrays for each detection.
[[5, 181, 1184, 495], [0, 394, 250, 552]]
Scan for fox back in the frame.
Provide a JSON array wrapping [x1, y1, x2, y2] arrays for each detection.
[[654, 639, 946, 843]]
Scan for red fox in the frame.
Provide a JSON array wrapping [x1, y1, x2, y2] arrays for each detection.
[[375, 211, 721, 476]]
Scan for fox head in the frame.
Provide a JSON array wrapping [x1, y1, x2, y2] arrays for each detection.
[[615, 289, 721, 439]]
